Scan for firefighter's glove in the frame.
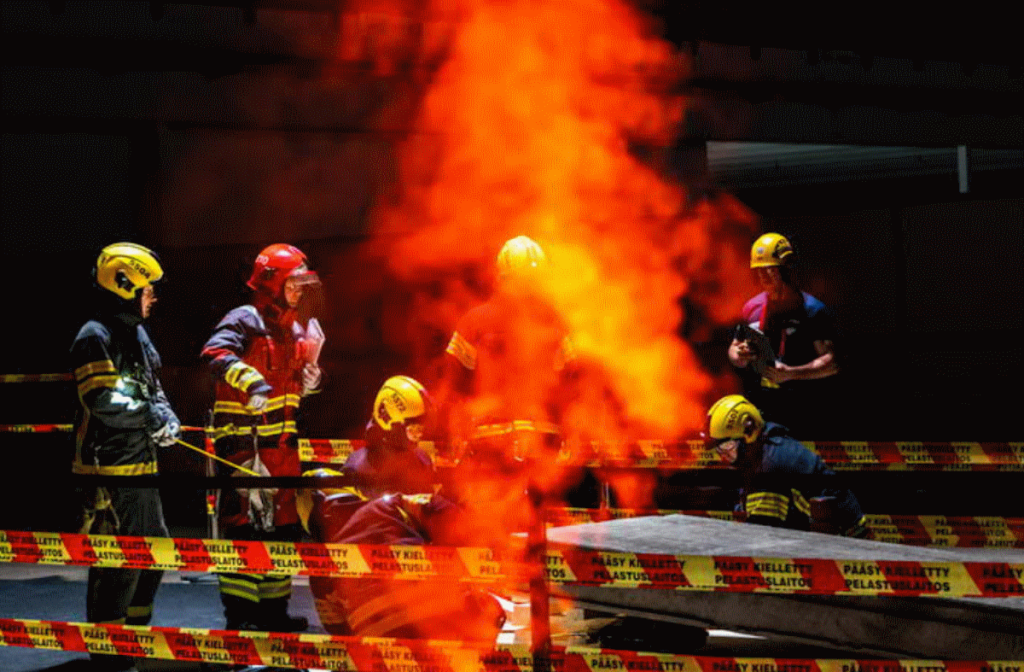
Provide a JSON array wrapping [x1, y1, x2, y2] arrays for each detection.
[[152, 419, 181, 447], [235, 455, 277, 533], [247, 393, 268, 413], [148, 401, 181, 447], [247, 486, 276, 532], [301, 364, 322, 395]]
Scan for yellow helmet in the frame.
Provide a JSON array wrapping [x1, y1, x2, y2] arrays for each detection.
[[296, 468, 362, 535], [496, 235, 547, 278], [96, 242, 164, 300], [706, 394, 764, 443], [750, 233, 794, 269], [373, 375, 432, 432]]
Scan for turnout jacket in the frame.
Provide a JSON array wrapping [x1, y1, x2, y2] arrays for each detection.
[[738, 422, 867, 536], [342, 426, 436, 499], [201, 304, 314, 527], [306, 491, 505, 640], [444, 293, 575, 439], [71, 313, 176, 476]]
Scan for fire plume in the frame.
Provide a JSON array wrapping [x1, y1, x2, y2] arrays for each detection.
[[356, 0, 755, 443]]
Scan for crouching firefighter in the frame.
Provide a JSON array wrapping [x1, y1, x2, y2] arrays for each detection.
[[342, 375, 437, 498], [296, 473, 507, 641], [71, 242, 181, 672], [705, 394, 869, 537], [296, 375, 506, 641], [201, 244, 324, 632]]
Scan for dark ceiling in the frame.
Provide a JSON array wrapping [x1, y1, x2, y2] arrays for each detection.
[[4, 1, 1021, 148]]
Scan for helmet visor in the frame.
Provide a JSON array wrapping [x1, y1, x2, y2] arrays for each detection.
[[285, 270, 323, 321], [711, 437, 740, 463]]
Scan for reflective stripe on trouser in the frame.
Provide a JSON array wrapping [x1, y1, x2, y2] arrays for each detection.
[[219, 573, 293, 602], [219, 572, 294, 629]]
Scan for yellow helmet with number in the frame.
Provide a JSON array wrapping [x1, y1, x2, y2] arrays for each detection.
[[496, 235, 547, 278], [750, 233, 794, 269], [373, 375, 432, 432], [707, 394, 764, 444], [96, 242, 164, 300]]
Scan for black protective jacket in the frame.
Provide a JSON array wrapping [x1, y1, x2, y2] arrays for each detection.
[[737, 422, 867, 536], [71, 311, 177, 476]]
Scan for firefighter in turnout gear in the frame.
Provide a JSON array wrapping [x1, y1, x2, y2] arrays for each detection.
[[440, 235, 576, 470], [296, 376, 511, 641], [71, 242, 180, 672], [298, 489, 506, 641], [342, 375, 436, 498], [201, 243, 324, 633], [297, 461, 510, 640], [705, 394, 868, 537]]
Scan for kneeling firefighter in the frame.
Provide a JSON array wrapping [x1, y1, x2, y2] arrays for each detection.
[[296, 376, 507, 641], [705, 394, 868, 537], [342, 375, 436, 498]]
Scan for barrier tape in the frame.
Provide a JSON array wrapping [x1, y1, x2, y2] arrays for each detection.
[[0, 373, 72, 383], [2, 531, 1022, 598], [545, 549, 1024, 597], [0, 424, 74, 433], [299, 439, 1024, 471], [0, 424, 204, 434], [0, 530, 507, 582], [545, 509, 1024, 549], [3, 425, 1020, 472], [1, 619, 1020, 672]]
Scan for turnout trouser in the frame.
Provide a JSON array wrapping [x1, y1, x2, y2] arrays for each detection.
[[84, 484, 168, 671], [217, 523, 303, 631]]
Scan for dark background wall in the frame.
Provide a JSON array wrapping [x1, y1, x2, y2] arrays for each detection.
[[2, 1, 1021, 531]]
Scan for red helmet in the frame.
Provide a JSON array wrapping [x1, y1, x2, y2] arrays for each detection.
[[247, 244, 318, 298]]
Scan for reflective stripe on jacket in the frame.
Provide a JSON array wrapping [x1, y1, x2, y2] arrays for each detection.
[[71, 317, 170, 476]]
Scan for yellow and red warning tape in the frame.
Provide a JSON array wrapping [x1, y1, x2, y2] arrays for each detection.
[[0, 423, 211, 435], [545, 509, 1024, 549], [2, 531, 1021, 598], [0, 618, 1019, 671], [298, 439, 1024, 472], [0, 373, 72, 383], [2, 423, 1020, 471]]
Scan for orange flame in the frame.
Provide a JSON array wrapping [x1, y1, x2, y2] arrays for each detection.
[[351, 0, 755, 444], [305, 0, 761, 645]]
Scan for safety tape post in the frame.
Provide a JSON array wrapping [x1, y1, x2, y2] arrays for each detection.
[[0, 618, 1018, 672], [2, 531, 1021, 598]]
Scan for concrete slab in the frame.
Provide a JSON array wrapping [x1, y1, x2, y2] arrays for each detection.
[[546, 514, 1024, 659]]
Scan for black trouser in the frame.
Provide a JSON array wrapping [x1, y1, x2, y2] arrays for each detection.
[[217, 523, 303, 630], [85, 484, 168, 671]]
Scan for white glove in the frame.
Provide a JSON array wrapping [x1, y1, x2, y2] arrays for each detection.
[[301, 363, 322, 395], [235, 455, 277, 532], [248, 486, 276, 532], [246, 393, 268, 412], [151, 420, 180, 447]]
